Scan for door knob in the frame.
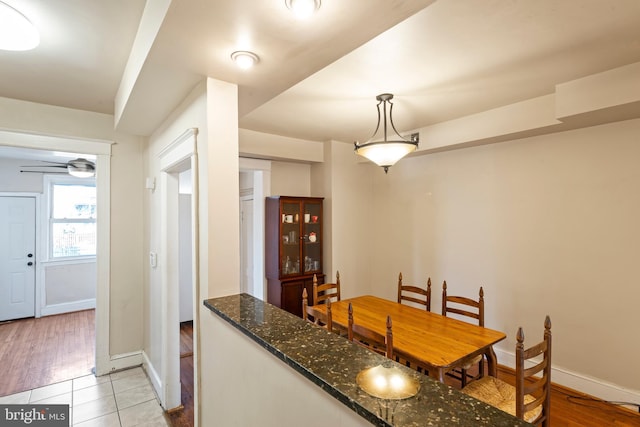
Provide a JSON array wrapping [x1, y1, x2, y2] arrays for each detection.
[[27, 261, 33, 266], [27, 253, 33, 257]]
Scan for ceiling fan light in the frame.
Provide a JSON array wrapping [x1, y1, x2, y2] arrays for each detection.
[[0, 1, 39, 51], [67, 158, 95, 178]]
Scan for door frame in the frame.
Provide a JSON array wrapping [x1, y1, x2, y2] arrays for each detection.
[[158, 128, 199, 410]]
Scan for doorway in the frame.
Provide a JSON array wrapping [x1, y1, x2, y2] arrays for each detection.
[[240, 196, 254, 295], [238, 158, 271, 301], [0, 134, 111, 380], [157, 128, 199, 416]]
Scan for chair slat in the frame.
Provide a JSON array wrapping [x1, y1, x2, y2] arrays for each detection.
[[441, 281, 485, 387]]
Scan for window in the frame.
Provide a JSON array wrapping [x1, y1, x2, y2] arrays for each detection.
[[49, 179, 96, 258]]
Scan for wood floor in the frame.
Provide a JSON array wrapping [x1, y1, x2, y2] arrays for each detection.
[[0, 309, 95, 397], [446, 363, 640, 426], [2, 313, 638, 426], [492, 366, 640, 427], [168, 321, 194, 427]]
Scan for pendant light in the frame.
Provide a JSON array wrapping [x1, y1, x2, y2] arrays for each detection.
[[354, 93, 419, 173]]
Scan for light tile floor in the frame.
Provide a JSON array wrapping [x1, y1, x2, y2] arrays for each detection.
[[0, 367, 170, 426]]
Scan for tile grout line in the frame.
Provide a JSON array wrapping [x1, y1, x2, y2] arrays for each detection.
[[110, 374, 124, 427]]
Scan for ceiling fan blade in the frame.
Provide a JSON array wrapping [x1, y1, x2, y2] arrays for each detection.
[[69, 158, 95, 167], [20, 164, 68, 168], [20, 170, 68, 174]]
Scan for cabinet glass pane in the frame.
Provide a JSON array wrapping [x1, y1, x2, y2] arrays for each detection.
[[281, 202, 300, 275], [302, 202, 321, 273]]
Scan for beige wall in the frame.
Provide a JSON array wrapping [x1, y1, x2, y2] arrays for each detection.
[[143, 81, 208, 384], [270, 161, 312, 196], [317, 141, 376, 297], [366, 118, 640, 394], [109, 137, 144, 355]]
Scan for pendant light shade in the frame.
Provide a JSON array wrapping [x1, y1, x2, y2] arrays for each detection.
[[354, 93, 418, 173]]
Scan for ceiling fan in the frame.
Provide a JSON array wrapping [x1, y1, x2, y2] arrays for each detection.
[[20, 158, 96, 178]]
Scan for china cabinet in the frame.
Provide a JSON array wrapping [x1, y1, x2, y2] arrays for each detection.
[[265, 196, 324, 317]]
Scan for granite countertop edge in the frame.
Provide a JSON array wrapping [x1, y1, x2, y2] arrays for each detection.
[[203, 293, 532, 427], [204, 297, 387, 426]]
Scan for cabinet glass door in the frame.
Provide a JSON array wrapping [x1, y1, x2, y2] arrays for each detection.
[[281, 201, 301, 276], [302, 201, 321, 273]]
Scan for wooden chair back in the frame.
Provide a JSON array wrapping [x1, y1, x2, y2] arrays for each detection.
[[441, 281, 484, 326], [347, 302, 393, 359], [461, 316, 552, 425], [313, 271, 341, 305], [516, 316, 552, 426], [302, 288, 333, 332], [397, 272, 431, 311], [441, 281, 485, 386]]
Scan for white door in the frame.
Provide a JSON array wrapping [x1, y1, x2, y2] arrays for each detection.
[[240, 197, 254, 295], [0, 196, 36, 321]]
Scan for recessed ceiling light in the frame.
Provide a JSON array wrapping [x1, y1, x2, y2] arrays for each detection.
[[0, 1, 39, 51], [285, 0, 321, 19], [231, 51, 259, 70]]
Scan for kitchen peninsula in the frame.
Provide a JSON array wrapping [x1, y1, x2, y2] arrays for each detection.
[[203, 294, 531, 426]]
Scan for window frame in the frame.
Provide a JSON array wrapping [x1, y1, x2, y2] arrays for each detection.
[[44, 174, 97, 261]]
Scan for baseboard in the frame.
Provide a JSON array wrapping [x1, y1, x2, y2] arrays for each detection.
[[495, 348, 640, 409], [40, 299, 96, 317], [142, 350, 164, 408]]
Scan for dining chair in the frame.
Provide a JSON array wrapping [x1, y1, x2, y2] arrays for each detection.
[[313, 271, 341, 305], [347, 302, 393, 359], [397, 272, 431, 311], [441, 280, 485, 386], [302, 288, 333, 332], [462, 316, 552, 426]]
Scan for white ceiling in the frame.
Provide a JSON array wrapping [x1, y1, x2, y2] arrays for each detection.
[[1, 0, 640, 156]]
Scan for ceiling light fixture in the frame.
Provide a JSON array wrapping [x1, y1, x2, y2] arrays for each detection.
[[354, 93, 419, 174], [231, 51, 259, 70], [67, 158, 95, 178], [0, 1, 39, 51], [285, 0, 321, 19]]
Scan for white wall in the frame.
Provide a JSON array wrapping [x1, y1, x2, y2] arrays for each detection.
[[0, 158, 45, 192], [367, 118, 640, 399], [44, 262, 96, 305], [202, 310, 372, 427]]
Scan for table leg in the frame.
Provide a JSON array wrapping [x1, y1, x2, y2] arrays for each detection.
[[485, 346, 498, 377]]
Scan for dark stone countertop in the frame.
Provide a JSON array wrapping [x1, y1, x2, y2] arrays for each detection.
[[204, 293, 531, 427]]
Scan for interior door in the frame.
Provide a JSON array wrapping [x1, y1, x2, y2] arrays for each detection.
[[0, 196, 36, 321], [240, 197, 254, 295]]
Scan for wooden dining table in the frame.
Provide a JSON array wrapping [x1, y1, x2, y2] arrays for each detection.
[[312, 295, 506, 382]]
